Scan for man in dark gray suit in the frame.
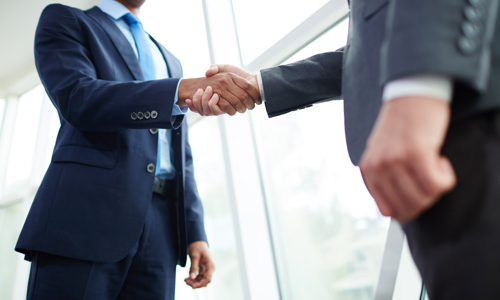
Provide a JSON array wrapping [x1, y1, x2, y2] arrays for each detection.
[[187, 0, 500, 298]]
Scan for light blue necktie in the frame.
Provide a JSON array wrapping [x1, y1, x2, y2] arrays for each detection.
[[123, 13, 161, 176]]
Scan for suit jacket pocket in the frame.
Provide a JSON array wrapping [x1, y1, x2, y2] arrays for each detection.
[[364, 0, 389, 19], [52, 145, 118, 169]]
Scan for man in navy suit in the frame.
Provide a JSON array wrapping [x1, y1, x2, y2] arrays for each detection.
[[15, 0, 260, 299]]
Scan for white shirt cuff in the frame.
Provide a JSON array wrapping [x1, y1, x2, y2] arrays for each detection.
[[257, 71, 266, 103], [382, 75, 453, 103]]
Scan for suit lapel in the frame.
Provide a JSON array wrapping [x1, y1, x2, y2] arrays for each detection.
[[150, 36, 183, 79], [86, 7, 144, 81]]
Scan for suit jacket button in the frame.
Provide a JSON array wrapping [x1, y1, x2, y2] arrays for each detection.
[[131, 112, 138, 120], [151, 110, 158, 119], [457, 36, 477, 54], [468, 0, 485, 12], [137, 112, 144, 120], [462, 21, 481, 38], [147, 163, 155, 173], [150, 128, 158, 134], [464, 5, 483, 22], [144, 111, 151, 119]]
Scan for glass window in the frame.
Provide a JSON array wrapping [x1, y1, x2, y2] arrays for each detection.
[[0, 201, 30, 300], [141, 0, 211, 78], [0, 98, 6, 133], [231, 0, 329, 65], [175, 116, 245, 300], [4, 85, 44, 192], [284, 17, 349, 64], [252, 23, 390, 300]]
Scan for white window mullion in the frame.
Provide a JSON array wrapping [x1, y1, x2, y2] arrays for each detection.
[[244, 0, 349, 72], [0, 96, 19, 198]]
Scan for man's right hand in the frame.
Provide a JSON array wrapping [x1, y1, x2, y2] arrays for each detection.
[[359, 96, 457, 223], [185, 64, 261, 116], [179, 72, 259, 116]]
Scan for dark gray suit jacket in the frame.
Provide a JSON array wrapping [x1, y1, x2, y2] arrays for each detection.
[[261, 0, 500, 165]]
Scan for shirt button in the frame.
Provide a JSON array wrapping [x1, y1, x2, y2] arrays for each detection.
[[150, 128, 158, 134], [144, 111, 151, 119], [131, 112, 138, 120], [137, 112, 144, 120], [147, 163, 155, 173], [151, 110, 158, 119]]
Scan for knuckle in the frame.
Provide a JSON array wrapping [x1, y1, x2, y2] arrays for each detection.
[[241, 80, 251, 89], [221, 75, 230, 84], [379, 205, 393, 217], [369, 160, 383, 174]]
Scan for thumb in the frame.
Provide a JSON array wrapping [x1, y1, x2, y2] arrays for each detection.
[[437, 156, 457, 192], [185, 99, 198, 113], [205, 65, 220, 77], [189, 254, 200, 280]]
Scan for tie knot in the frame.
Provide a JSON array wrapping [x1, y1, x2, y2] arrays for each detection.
[[123, 13, 140, 26]]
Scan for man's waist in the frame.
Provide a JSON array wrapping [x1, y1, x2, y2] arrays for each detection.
[[153, 177, 177, 198]]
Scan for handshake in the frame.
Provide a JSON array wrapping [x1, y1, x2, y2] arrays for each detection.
[[177, 65, 261, 116]]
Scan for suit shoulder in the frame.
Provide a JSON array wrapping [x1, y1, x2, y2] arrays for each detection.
[[40, 3, 84, 19]]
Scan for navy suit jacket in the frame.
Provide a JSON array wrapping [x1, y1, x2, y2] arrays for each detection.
[[16, 4, 207, 267]]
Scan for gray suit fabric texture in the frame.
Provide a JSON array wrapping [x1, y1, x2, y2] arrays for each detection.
[[260, 0, 500, 298], [261, 0, 500, 165]]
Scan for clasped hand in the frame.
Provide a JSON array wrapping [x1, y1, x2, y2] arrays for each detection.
[[179, 65, 259, 116]]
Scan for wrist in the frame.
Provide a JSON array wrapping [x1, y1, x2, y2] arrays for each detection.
[[178, 78, 201, 102], [249, 73, 258, 91]]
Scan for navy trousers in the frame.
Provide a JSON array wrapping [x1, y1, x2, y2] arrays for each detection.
[[26, 192, 179, 300]]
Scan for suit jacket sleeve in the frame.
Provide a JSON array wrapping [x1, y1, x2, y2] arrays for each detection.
[[260, 50, 344, 118], [380, 0, 500, 95], [35, 4, 183, 132], [183, 124, 208, 245]]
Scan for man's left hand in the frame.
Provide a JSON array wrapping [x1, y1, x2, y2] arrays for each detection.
[[184, 241, 215, 289]]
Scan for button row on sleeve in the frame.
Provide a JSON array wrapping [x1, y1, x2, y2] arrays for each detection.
[[131, 110, 158, 120], [458, 0, 487, 54]]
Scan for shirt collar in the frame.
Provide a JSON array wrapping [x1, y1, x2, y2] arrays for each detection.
[[97, 0, 140, 21]]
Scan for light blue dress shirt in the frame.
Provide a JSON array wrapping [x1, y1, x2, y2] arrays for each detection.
[[97, 0, 187, 179]]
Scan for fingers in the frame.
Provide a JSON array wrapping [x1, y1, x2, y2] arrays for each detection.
[[221, 88, 247, 114], [184, 260, 215, 288], [191, 89, 204, 115], [411, 155, 456, 199], [185, 99, 197, 113], [217, 74, 257, 113], [207, 93, 226, 116], [360, 149, 457, 223], [205, 64, 221, 77], [188, 253, 200, 281], [186, 88, 235, 116], [201, 86, 214, 116], [230, 75, 259, 109], [205, 65, 262, 106], [217, 98, 237, 116]]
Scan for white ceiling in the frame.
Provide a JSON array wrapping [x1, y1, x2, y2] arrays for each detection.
[[0, 0, 98, 98]]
